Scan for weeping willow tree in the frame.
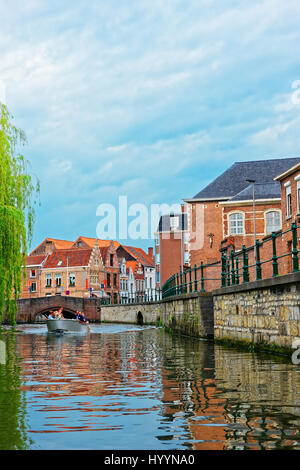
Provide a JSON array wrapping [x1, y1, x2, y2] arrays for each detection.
[[0, 103, 39, 325]]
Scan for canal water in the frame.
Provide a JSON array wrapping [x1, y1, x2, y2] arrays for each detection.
[[0, 323, 300, 450]]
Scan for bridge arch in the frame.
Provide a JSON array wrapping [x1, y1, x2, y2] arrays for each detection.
[[137, 311, 144, 325], [34, 306, 78, 322], [17, 295, 101, 323]]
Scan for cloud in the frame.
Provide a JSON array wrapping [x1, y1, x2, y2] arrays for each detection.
[[1, 0, 300, 249]]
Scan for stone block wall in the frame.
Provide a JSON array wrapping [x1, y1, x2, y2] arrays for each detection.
[[213, 272, 300, 349], [101, 292, 214, 339]]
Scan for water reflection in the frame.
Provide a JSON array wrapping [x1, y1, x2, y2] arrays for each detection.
[[0, 324, 300, 450], [0, 330, 32, 450]]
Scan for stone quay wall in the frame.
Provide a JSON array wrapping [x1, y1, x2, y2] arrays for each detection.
[[213, 271, 300, 349], [101, 292, 214, 339]]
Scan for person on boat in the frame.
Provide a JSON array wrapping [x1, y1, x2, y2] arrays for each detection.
[[48, 311, 54, 319], [78, 311, 87, 323]]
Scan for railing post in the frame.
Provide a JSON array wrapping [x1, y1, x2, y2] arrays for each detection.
[[236, 256, 240, 285], [184, 270, 187, 294], [227, 256, 230, 286], [221, 252, 226, 288], [200, 261, 205, 292], [194, 264, 198, 292], [292, 222, 299, 272], [180, 269, 183, 294], [256, 240, 262, 280], [231, 250, 236, 285], [176, 272, 179, 295], [242, 245, 249, 283], [189, 268, 193, 293], [272, 232, 278, 277]]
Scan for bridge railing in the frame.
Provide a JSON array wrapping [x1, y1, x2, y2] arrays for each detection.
[[100, 289, 163, 305], [162, 222, 300, 298]]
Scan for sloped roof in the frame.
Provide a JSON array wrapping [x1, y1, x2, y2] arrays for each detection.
[[74, 236, 120, 249], [126, 260, 144, 279], [26, 255, 47, 266], [30, 238, 74, 254], [43, 249, 92, 268], [121, 245, 155, 267], [229, 181, 281, 201], [157, 213, 187, 232], [190, 158, 300, 201]]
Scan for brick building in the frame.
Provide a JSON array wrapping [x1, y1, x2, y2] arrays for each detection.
[[30, 238, 74, 256], [274, 160, 300, 274], [117, 244, 155, 297], [40, 243, 105, 298], [72, 237, 120, 301], [184, 158, 300, 270], [21, 254, 48, 299], [154, 210, 188, 288]]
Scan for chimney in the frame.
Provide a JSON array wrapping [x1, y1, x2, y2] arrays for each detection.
[[148, 247, 154, 259]]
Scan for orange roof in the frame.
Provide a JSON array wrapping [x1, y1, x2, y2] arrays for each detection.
[[126, 260, 144, 279], [74, 236, 120, 249], [122, 245, 155, 267], [30, 238, 74, 254], [26, 255, 47, 266], [43, 249, 92, 268]]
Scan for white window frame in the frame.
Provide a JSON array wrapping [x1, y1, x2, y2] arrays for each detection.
[[228, 212, 244, 235], [296, 176, 300, 214], [55, 273, 62, 287], [170, 216, 179, 229], [265, 210, 281, 234], [30, 269, 36, 278], [69, 273, 76, 287], [46, 274, 52, 287], [285, 183, 292, 218]]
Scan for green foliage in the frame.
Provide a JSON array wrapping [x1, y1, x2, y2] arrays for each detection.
[[0, 104, 39, 324]]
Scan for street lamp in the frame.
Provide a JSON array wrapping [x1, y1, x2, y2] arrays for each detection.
[[246, 179, 256, 266]]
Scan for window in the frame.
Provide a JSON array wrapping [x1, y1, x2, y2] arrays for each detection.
[[30, 282, 37, 292], [265, 211, 281, 234], [170, 216, 179, 229], [30, 269, 36, 278], [69, 274, 75, 287], [110, 254, 114, 267], [46, 274, 52, 287], [286, 185, 292, 218], [107, 273, 111, 288], [297, 179, 300, 214], [113, 273, 117, 287], [229, 213, 244, 235], [56, 273, 62, 287]]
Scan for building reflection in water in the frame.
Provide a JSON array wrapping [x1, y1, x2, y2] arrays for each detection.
[[4, 325, 300, 450]]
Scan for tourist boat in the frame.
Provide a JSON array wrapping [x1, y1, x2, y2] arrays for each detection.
[[46, 317, 90, 334]]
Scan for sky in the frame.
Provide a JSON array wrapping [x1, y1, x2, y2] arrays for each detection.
[[0, 0, 300, 251]]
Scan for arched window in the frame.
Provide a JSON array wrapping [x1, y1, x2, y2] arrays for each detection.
[[229, 213, 244, 235], [265, 211, 281, 234]]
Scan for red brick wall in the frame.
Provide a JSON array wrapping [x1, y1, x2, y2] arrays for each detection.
[[188, 201, 224, 267], [222, 202, 282, 251], [160, 231, 184, 287]]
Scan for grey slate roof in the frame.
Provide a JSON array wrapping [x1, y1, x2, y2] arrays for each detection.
[[157, 213, 187, 232], [192, 157, 300, 201], [230, 181, 281, 201]]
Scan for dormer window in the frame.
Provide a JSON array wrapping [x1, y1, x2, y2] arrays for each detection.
[[170, 216, 179, 229]]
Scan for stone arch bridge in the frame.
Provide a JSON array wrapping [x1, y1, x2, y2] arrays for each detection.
[[16, 295, 101, 323]]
